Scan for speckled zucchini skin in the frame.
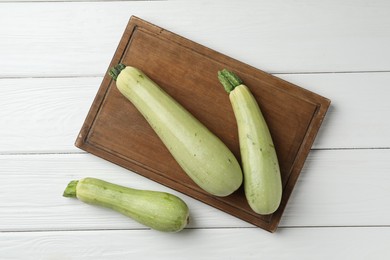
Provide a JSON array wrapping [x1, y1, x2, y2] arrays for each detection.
[[113, 66, 243, 197], [218, 69, 282, 215], [229, 85, 282, 214], [64, 177, 189, 232]]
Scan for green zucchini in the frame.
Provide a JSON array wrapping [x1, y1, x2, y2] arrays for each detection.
[[63, 177, 189, 232], [109, 64, 243, 197], [218, 69, 282, 215]]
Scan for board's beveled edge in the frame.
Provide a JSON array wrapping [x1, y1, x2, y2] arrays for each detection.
[[268, 99, 331, 232], [129, 16, 331, 112], [75, 16, 331, 233], [75, 17, 140, 150]]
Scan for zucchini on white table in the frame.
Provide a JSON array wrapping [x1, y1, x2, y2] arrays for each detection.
[[218, 69, 282, 214], [63, 177, 189, 232], [109, 64, 243, 197]]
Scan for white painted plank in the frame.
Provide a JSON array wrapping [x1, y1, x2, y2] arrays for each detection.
[[1, 150, 389, 231], [282, 149, 390, 227], [1, 72, 389, 153], [0, 153, 248, 232], [1, 228, 389, 259], [1, 0, 388, 257], [1, 0, 390, 77], [0, 77, 100, 153]]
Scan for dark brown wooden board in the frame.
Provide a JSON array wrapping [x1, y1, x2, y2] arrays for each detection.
[[75, 16, 330, 232]]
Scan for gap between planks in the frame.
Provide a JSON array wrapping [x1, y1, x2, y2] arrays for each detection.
[[1, 147, 389, 156], [2, 225, 390, 234], [2, 70, 390, 80]]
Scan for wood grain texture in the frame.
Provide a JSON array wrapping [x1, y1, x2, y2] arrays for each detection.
[[1, 228, 389, 260], [1, 0, 390, 258], [1, 72, 389, 153], [1, 150, 389, 231], [74, 16, 330, 232], [1, 0, 390, 77]]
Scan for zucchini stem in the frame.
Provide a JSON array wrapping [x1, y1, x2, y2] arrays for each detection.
[[109, 63, 126, 81], [217, 69, 243, 93], [63, 180, 79, 198]]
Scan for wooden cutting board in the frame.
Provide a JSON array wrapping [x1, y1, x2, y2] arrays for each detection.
[[75, 16, 330, 232]]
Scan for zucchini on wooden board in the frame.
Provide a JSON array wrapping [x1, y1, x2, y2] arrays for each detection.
[[109, 64, 243, 197], [63, 177, 189, 232], [218, 69, 282, 215]]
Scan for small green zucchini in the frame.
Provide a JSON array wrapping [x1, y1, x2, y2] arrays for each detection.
[[218, 69, 282, 215], [109, 64, 243, 197], [63, 177, 189, 232]]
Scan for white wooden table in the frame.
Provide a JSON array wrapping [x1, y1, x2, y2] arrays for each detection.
[[1, 1, 389, 259]]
